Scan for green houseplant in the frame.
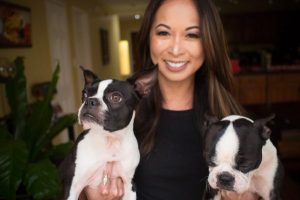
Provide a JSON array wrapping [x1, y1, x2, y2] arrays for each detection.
[[0, 57, 77, 200]]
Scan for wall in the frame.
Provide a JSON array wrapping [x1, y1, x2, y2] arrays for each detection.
[[0, 0, 52, 99], [120, 17, 142, 72], [91, 14, 122, 80], [0, 0, 124, 118]]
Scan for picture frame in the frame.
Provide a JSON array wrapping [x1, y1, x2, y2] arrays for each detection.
[[0, 2, 32, 48], [100, 28, 109, 65]]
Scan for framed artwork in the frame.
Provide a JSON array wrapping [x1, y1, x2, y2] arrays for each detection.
[[100, 28, 109, 65], [0, 2, 32, 48]]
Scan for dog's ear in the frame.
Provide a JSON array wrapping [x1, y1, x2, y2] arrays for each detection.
[[201, 113, 219, 137], [128, 65, 158, 98], [80, 65, 100, 88], [203, 113, 219, 127], [254, 114, 275, 140]]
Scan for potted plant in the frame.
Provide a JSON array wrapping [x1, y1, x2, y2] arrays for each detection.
[[0, 57, 77, 200]]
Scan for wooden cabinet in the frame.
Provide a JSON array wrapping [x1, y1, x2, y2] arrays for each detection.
[[243, 14, 277, 44], [267, 74, 300, 103], [222, 16, 244, 44], [221, 12, 299, 45], [235, 75, 267, 105], [234, 73, 300, 105]]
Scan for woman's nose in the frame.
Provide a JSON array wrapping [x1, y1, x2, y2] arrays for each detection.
[[168, 36, 184, 56]]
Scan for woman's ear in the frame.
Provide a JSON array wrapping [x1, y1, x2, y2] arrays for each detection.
[[128, 65, 158, 98]]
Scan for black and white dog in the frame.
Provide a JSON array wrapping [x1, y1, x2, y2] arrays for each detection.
[[60, 67, 157, 200], [202, 114, 284, 200]]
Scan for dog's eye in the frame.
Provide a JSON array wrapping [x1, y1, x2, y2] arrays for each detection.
[[208, 160, 216, 167], [108, 92, 123, 103], [205, 154, 216, 167], [236, 155, 246, 164]]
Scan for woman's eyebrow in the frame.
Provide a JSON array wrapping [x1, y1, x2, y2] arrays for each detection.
[[154, 23, 171, 29], [186, 26, 200, 31], [154, 24, 200, 31]]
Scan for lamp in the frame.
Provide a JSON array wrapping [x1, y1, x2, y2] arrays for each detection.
[[119, 40, 131, 76]]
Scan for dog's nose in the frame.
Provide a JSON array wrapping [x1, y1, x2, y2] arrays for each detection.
[[217, 172, 235, 186], [85, 98, 99, 107]]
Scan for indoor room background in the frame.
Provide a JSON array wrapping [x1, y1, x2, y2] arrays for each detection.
[[0, 0, 299, 198]]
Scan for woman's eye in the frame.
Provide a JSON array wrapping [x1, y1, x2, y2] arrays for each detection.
[[156, 31, 169, 36], [108, 92, 123, 103], [186, 33, 200, 39]]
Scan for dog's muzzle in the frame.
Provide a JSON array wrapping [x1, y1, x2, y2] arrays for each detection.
[[79, 98, 104, 125], [85, 98, 100, 107], [216, 172, 235, 191]]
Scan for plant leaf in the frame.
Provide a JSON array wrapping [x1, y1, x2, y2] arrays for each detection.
[[45, 64, 60, 105], [24, 101, 53, 161], [47, 142, 74, 164], [32, 113, 77, 160], [25, 64, 60, 161], [0, 124, 12, 139], [24, 159, 61, 200], [5, 57, 28, 139], [48, 114, 77, 141], [0, 140, 29, 200]]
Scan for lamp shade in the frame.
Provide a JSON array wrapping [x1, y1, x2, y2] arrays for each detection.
[[119, 40, 131, 76]]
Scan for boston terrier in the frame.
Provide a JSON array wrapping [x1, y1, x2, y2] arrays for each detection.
[[202, 114, 284, 200], [59, 66, 157, 200]]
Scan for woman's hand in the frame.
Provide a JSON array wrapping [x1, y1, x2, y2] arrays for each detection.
[[80, 162, 124, 200], [221, 191, 259, 200]]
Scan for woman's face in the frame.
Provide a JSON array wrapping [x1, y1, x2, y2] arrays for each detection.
[[150, 0, 204, 84]]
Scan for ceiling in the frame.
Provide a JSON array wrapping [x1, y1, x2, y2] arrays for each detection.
[[96, 0, 149, 19], [96, 0, 300, 20]]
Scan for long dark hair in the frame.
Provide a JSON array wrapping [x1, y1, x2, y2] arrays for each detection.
[[135, 0, 244, 156]]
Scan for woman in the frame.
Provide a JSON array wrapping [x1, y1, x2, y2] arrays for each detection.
[[83, 0, 244, 199]]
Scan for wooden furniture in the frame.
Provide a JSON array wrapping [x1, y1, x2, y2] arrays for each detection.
[[237, 72, 300, 150], [267, 73, 300, 103], [234, 72, 300, 105], [222, 12, 300, 45]]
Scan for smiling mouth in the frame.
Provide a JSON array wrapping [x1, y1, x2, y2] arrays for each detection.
[[165, 60, 188, 68]]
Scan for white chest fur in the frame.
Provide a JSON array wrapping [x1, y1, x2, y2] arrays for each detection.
[[67, 124, 140, 200], [249, 140, 278, 200], [76, 127, 140, 172]]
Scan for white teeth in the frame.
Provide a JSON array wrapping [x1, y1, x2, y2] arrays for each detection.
[[166, 61, 186, 68]]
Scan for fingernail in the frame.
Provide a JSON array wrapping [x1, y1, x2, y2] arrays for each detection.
[[102, 174, 108, 185]]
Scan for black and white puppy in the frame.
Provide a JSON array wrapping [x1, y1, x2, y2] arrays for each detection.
[[202, 114, 284, 200], [60, 67, 157, 200]]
